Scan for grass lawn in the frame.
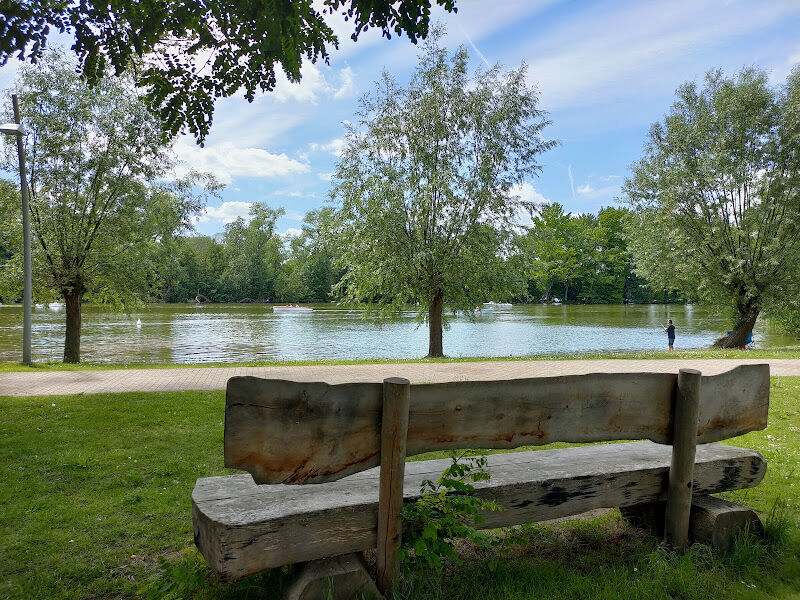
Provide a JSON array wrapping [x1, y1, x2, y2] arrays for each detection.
[[2, 346, 800, 372], [1, 379, 799, 599]]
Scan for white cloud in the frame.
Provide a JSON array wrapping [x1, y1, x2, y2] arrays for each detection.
[[201, 201, 253, 224], [510, 181, 549, 226], [272, 63, 358, 104], [310, 138, 345, 157], [575, 175, 622, 201], [318, 172, 334, 182], [521, 1, 796, 110], [173, 140, 310, 185], [285, 210, 306, 221], [334, 66, 357, 99], [510, 181, 549, 205], [282, 227, 303, 238], [567, 165, 576, 199]]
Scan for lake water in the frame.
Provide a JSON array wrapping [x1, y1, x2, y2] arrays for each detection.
[[0, 303, 792, 364]]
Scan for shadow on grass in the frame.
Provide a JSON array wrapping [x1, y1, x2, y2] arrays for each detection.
[[146, 508, 799, 600]]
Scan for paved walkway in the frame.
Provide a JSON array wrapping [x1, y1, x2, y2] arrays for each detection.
[[2, 358, 800, 396]]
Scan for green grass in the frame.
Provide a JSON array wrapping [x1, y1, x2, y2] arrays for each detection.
[[1, 380, 799, 599], [3, 345, 800, 372]]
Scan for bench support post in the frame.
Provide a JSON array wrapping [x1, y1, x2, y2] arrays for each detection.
[[664, 368, 701, 551], [377, 377, 411, 596]]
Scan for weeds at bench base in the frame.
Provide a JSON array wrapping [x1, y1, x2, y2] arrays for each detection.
[[399, 451, 502, 572]]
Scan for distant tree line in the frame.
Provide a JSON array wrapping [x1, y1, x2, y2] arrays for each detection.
[[518, 203, 684, 305], [135, 201, 679, 307], [152, 206, 341, 304]]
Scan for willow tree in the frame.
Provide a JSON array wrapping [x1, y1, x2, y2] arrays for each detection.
[[624, 67, 800, 347], [330, 31, 554, 357], [1, 52, 207, 362]]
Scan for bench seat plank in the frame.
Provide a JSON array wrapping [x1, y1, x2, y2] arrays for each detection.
[[194, 441, 766, 581]]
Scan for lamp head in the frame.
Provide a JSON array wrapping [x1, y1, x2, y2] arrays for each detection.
[[0, 122, 25, 136]]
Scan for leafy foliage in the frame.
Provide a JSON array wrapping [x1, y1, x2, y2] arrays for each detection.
[[400, 452, 502, 571], [330, 27, 555, 356], [0, 51, 211, 360], [518, 204, 678, 304], [623, 66, 800, 347], [0, 0, 456, 142]]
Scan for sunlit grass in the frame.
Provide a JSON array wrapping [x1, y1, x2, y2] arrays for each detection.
[[1, 378, 799, 598]]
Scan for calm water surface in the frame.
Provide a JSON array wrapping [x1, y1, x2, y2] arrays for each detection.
[[0, 303, 792, 364]]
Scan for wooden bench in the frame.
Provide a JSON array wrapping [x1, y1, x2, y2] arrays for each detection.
[[192, 365, 770, 598]]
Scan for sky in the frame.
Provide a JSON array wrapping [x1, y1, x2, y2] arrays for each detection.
[[1, 0, 799, 238]]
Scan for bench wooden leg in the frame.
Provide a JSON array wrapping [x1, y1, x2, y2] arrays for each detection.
[[621, 495, 764, 552], [283, 553, 382, 600]]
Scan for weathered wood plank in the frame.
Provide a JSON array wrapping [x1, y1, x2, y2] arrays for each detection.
[[376, 378, 410, 595], [665, 368, 701, 550], [194, 441, 766, 581], [224, 365, 769, 484], [621, 495, 764, 552]]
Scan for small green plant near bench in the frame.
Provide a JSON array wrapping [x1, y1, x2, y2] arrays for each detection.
[[400, 452, 501, 571]]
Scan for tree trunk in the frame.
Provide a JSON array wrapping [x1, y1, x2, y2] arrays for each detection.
[[428, 291, 444, 358], [564, 279, 570, 304], [63, 288, 84, 363], [539, 281, 553, 303], [713, 299, 759, 349]]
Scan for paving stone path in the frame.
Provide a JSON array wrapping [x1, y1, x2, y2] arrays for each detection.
[[2, 358, 800, 396]]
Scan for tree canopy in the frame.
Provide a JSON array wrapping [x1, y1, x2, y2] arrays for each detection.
[[0, 0, 456, 142], [624, 67, 800, 347], [329, 30, 555, 357], [0, 51, 210, 361]]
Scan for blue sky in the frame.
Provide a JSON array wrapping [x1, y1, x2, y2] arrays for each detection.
[[2, 0, 799, 237]]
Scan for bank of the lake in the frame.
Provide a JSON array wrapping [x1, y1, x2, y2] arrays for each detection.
[[4, 347, 800, 373], [0, 303, 797, 365]]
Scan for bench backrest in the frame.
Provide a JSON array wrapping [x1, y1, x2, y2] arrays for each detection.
[[224, 364, 769, 485]]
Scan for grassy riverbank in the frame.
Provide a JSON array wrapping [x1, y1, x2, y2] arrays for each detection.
[[2, 346, 800, 372], [1, 379, 799, 599]]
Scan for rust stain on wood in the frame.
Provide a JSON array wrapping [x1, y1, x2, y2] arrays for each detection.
[[223, 365, 770, 485]]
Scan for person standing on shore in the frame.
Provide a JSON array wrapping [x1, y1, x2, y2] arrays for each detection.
[[664, 319, 676, 351]]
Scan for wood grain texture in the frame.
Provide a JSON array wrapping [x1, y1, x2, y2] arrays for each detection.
[[194, 441, 767, 581], [665, 369, 701, 550], [224, 365, 769, 484], [376, 378, 410, 595]]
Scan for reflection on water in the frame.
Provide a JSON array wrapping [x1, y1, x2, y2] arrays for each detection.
[[0, 303, 792, 364]]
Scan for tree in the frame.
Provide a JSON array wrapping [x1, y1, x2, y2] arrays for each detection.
[[0, 52, 208, 362], [278, 208, 341, 302], [624, 67, 800, 347], [0, 0, 457, 142], [520, 203, 582, 302], [330, 31, 554, 357]]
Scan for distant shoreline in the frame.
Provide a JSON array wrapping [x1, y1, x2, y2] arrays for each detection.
[[2, 346, 800, 372]]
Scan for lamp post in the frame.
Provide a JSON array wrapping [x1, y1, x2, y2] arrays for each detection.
[[1, 94, 32, 365]]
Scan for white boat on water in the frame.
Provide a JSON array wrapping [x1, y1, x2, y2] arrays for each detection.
[[273, 305, 313, 314], [49, 302, 65, 310], [484, 301, 512, 308], [475, 306, 493, 314]]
